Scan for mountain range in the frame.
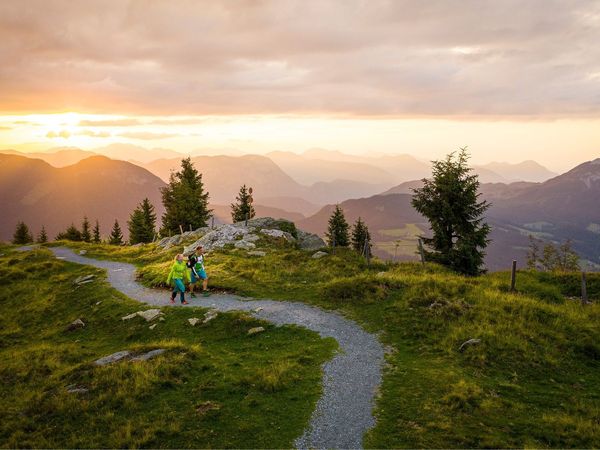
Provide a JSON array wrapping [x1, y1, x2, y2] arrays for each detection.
[[1, 146, 592, 272]]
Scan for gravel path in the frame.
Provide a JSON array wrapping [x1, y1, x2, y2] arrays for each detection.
[[49, 247, 385, 449]]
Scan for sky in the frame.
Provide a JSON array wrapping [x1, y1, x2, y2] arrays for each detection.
[[1, 0, 599, 171]]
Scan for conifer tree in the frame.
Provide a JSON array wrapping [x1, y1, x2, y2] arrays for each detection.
[[56, 224, 82, 241], [231, 184, 256, 223], [128, 198, 156, 244], [37, 225, 48, 244], [412, 148, 490, 275], [81, 216, 91, 242], [351, 217, 372, 257], [12, 221, 33, 245], [109, 219, 123, 245], [161, 157, 212, 235], [326, 205, 350, 248], [92, 220, 101, 243]]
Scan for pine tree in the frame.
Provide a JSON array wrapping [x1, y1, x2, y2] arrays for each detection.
[[37, 225, 48, 244], [231, 184, 256, 223], [411, 147, 490, 275], [161, 157, 212, 235], [12, 221, 33, 245], [56, 224, 82, 241], [351, 217, 372, 257], [128, 198, 157, 244], [326, 205, 350, 248], [92, 220, 101, 243], [109, 219, 123, 245], [81, 216, 91, 242]]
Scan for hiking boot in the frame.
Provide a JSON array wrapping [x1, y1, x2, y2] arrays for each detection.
[[182, 300, 189, 305], [170, 298, 175, 304], [202, 291, 211, 297]]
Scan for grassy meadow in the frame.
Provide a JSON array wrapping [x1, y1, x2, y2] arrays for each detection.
[[2, 236, 600, 448], [0, 244, 336, 448]]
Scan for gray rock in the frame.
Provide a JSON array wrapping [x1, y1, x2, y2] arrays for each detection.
[[247, 326, 265, 335], [121, 309, 163, 322], [234, 240, 256, 250], [131, 349, 166, 362], [203, 311, 218, 324], [73, 274, 95, 285], [66, 318, 85, 331], [137, 309, 162, 322], [149, 323, 157, 330], [188, 317, 200, 326], [94, 350, 131, 366], [247, 251, 267, 257], [260, 228, 295, 241], [312, 251, 328, 259], [298, 230, 326, 250], [79, 250, 87, 255], [243, 233, 260, 242]]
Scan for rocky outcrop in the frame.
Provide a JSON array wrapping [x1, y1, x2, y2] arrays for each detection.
[[155, 217, 326, 254]]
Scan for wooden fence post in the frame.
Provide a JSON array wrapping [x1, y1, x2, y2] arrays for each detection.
[[582, 271, 588, 305], [510, 260, 517, 292], [418, 239, 425, 265]]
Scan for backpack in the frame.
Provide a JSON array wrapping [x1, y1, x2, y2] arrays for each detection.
[[187, 254, 197, 269]]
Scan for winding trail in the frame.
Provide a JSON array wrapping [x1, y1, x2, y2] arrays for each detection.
[[49, 247, 384, 449]]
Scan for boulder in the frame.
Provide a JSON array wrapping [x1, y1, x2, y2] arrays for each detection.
[[244, 233, 260, 242], [94, 350, 131, 366], [312, 251, 328, 259], [235, 240, 256, 250], [297, 230, 326, 250], [247, 326, 265, 335]]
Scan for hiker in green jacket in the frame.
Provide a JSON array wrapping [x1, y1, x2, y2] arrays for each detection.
[[167, 253, 191, 305]]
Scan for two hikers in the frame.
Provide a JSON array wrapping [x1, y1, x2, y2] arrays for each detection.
[[187, 246, 209, 297], [166, 246, 209, 304]]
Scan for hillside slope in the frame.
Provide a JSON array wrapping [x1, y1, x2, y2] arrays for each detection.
[[0, 154, 166, 240]]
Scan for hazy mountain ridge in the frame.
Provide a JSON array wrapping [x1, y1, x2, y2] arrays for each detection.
[[0, 154, 167, 240]]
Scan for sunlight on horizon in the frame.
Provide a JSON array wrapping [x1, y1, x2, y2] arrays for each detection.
[[1, 112, 599, 171]]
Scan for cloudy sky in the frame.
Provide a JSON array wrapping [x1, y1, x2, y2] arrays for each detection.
[[1, 0, 599, 170]]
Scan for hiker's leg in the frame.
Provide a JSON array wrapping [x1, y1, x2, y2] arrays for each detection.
[[203, 277, 208, 291], [175, 279, 186, 303]]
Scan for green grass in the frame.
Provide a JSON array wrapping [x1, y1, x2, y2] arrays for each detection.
[[0, 246, 336, 448], [12, 240, 600, 448]]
